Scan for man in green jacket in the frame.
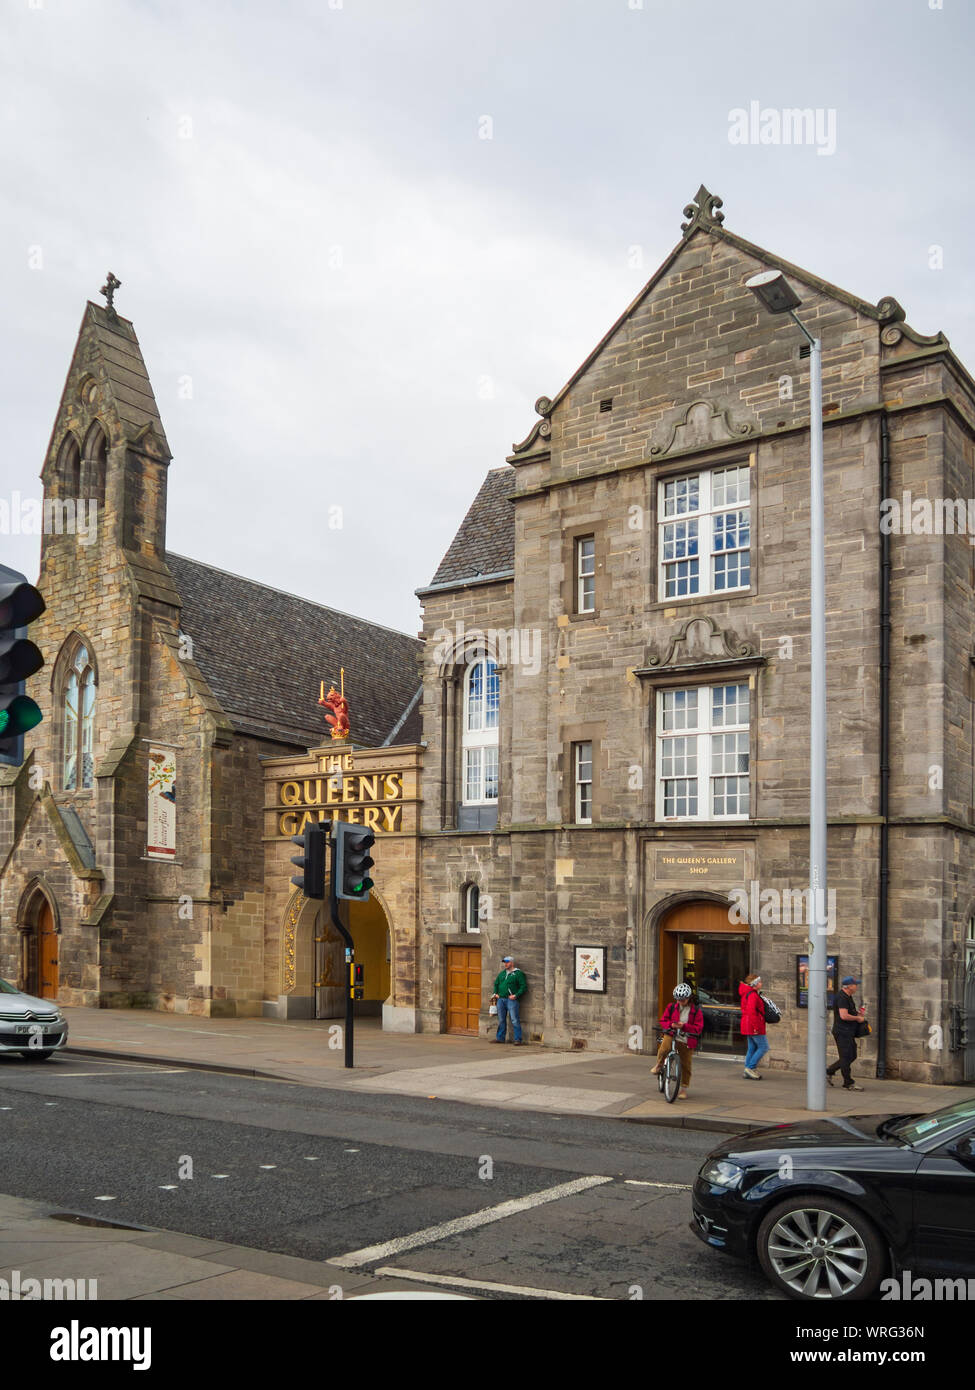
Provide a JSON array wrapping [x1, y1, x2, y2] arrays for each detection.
[[491, 955, 527, 1044]]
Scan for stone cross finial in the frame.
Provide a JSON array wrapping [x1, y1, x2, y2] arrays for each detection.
[[681, 185, 725, 238], [99, 272, 121, 310]]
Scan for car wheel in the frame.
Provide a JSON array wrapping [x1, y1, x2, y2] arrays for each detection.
[[19, 1050, 54, 1062], [756, 1196, 886, 1300]]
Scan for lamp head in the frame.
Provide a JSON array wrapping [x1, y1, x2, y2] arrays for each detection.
[[745, 269, 802, 314]]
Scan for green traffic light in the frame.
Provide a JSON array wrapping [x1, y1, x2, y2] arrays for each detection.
[[0, 696, 43, 738]]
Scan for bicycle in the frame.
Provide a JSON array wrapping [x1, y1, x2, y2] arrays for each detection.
[[657, 1027, 688, 1103]]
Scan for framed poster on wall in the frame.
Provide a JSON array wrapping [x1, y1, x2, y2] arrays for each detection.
[[796, 954, 838, 1008], [573, 946, 606, 993]]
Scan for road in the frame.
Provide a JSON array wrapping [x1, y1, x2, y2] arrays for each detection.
[[0, 1052, 778, 1300]]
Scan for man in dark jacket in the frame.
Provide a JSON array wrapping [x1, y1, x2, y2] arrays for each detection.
[[490, 956, 527, 1044], [828, 976, 867, 1091]]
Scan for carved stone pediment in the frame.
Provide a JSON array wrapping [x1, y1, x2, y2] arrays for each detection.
[[650, 399, 755, 459], [645, 615, 758, 670]]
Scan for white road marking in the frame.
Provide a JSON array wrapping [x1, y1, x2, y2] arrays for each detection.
[[94, 1195, 116, 1201], [330, 1175, 614, 1268], [625, 1179, 693, 1191], [44, 1068, 188, 1077], [374, 1266, 611, 1300], [259, 1164, 277, 1169], [63, 1056, 185, 1070]]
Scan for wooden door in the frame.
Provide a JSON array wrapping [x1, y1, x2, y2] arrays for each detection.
[[445, 945, 481, 1035], [38, 900, 59, 999]]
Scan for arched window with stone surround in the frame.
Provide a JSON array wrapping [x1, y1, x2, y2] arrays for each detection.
[[463, 882, 481, 933], [81, 421, 107, 507], [57, 432, 81, 498], [62, 642, 96, 791], [459, 656, 499, 830]]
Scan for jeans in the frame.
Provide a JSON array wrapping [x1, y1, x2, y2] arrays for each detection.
[[496, 996, 522, 1042], [745, 1034, 769, 1069]]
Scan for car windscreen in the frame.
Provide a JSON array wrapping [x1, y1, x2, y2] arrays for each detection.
[[0, 978, 20, 994], [889, 1098, 975, 1145]]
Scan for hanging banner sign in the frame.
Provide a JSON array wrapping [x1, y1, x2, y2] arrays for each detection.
[[147, 746, 176, 859]]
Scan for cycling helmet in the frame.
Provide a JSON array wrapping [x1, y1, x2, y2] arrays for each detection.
[[672, 982, 693, 1001]]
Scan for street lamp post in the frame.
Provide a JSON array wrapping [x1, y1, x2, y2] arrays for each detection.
[[745, 269, 827, 1112]]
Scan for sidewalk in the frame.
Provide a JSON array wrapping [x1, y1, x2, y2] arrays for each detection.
[[58, 1005, 971, 1133], [0, 1194, 467, 1301]]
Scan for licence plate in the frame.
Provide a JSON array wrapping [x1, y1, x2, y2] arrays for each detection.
[[14, 1025, 44, 1034]]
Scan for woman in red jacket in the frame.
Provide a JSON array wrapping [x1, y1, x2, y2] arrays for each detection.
[[739, 972, 769, 1079], [651, 983, 704, 1100]]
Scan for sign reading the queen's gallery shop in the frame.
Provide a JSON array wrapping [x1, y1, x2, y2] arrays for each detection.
[[275, 753, 406, 837], [653, 848, 746, 881]]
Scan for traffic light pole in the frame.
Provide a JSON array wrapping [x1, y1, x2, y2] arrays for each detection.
[[328, 865, 355, 1069]]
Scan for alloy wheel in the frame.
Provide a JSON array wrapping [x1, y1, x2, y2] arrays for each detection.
[[765, 1206, 869, 1298]]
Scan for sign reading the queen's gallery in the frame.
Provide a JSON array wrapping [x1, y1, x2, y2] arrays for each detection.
[[653, 847, 746, 881], [275, 752, 405, 837]]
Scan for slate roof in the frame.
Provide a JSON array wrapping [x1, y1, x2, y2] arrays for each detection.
[[422, 468, 516, 591], [165, 554, 423, 751]]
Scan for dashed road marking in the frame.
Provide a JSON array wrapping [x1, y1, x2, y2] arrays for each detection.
[[374, 1266, 611, 1300], [625, 1179, 693, 1191], [330, 1175, 614, 1268]]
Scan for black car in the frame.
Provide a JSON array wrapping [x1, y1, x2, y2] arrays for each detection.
[[692, 1096, 975, 1300]]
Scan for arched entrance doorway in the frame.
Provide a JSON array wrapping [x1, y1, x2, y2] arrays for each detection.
[[18, 885, 60, 999], [309, 892, 391, 1021], [659, 900, 748, 1053]]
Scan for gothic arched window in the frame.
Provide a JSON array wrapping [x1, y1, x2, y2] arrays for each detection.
[[58, 432, 81, 498], [81, 421, 107, 506], [63, 644, 96, 791]]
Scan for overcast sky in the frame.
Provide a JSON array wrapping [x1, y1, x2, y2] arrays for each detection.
[[2, 0, 972, 637]]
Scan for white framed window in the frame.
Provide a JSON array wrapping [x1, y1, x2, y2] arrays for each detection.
[[462, 658, 499, 805], [574, 741, 593, 823], [658, 464, 751, 600], [966, 917, 975, 974], [576, 536, 595, 613], [464, 884, 481, 933], [63, 644, 95, 791], [656, 683, 750, 821]]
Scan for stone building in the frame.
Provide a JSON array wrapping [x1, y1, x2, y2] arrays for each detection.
[[414, 185, 975, 1083], [0, 297, 422, 1016]]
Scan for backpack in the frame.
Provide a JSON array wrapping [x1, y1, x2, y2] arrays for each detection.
[[759, 992, 781, 1025], [750, 987, 781, 1025]]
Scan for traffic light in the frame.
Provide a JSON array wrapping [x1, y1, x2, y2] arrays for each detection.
[[291, 821, 327, 899], [333, 822, 375, 902], [0, 576, 46, 766]]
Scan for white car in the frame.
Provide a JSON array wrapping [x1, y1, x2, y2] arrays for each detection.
[[0, 977, 67, 1060]]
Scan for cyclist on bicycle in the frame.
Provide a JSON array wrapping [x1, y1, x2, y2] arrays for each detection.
[[650, 982, 704, 1100]]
